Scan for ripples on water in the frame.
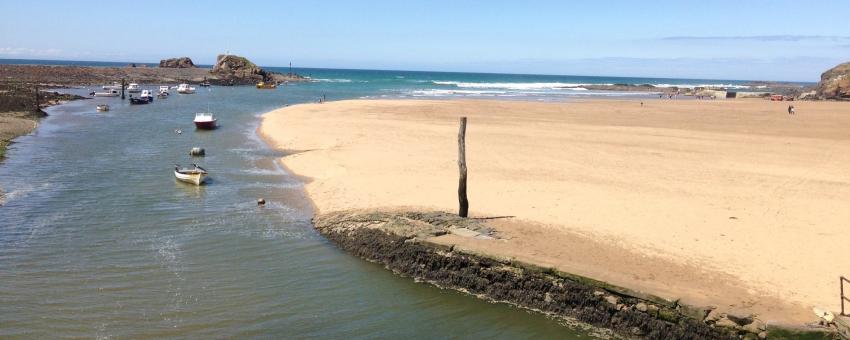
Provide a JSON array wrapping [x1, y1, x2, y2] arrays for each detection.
[[0, 85, 596, 338]]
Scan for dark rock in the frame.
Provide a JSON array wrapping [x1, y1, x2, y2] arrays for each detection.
[[159, 57, 195, 68]]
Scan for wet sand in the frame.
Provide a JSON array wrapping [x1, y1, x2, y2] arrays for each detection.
[[260, 98, 850, 325]]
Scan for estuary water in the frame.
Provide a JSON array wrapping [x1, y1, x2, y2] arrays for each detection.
[[0, 84, 603, 338]]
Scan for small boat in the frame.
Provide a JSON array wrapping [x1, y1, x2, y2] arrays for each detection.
[[157, 86, 170, 97], [94, 89, 119, 97], [193, 112, 217, 129], [199, 81, 211, 87], [96, 104, 110, 112], [102, 82, 121, 90], [129, 94, 152, 105], [127, 83, 141, 93], [174, 164, 207, 185], [256, 81, 276, 89], [177, 83, 196, 94], [140, 89, 154, 102]]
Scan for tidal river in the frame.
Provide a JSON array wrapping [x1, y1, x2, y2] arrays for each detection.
[[0, 84, 596, 338]]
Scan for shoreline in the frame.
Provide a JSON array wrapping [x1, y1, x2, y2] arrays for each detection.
[[260, 98, 850, 337]]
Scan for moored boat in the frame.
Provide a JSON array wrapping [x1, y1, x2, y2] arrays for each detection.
[[174, 164, 207, 185], [94, 89, 119, 97], [140, 89, 154, 102], [129, 97, 150, 104], [127, 83, 141, 93], [256, 81, 276, 89], [177, 83, 196, 94], [102, 82, 121, 90], [193, 112, 217, 129], [96, 104, 110, 111], [157, 86, 170, 97]]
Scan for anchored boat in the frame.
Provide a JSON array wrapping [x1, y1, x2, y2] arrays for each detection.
[[193, 112, 217, 129], [102, 82, 121, 90], [256, 81, 276, 89], [127, 83, 141, 93], [177, 83, 196, 94], [174, 164, 207, 185], [94, 89, 119, 97], [96, 104, 110, 112], [157, 86, 170, 97]]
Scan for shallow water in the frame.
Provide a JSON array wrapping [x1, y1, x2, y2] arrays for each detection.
[[0, 86, 601, 338]]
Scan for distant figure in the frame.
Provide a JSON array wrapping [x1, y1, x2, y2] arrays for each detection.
[[789, 105, 796, 115], [640, 101, 644, 107]]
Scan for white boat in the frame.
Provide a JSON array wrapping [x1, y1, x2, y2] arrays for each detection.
[[176, 83, 195, 94], [102, 82, 121, 90], [96, 104, 110, 111], [127, 83, 141, 93], [174, 164, 207, 185], [140, 89, 154, 101], [158, 86, 170, 97], [193, 112, 217, 129], [94, 89, 119, 97]]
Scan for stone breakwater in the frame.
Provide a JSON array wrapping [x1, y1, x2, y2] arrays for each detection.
[[313, 210, 806, 339]]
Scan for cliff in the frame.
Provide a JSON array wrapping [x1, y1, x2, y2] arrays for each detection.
[[816, 62, 850, 100]]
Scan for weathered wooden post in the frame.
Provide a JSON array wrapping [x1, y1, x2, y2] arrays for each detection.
[[121, 78, 126, 100], [458, 117, 469, 217], [33, 84, 40, 112]]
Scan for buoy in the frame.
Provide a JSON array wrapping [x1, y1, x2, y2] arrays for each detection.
[[189, 147, 205, 156], [175, 129, 182, 134], [257, 198, 266, 206]]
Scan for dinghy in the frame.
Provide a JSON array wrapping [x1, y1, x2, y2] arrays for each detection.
[[174, 164, 207, 185]]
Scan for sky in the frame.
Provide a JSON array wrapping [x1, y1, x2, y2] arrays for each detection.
[[1, 0, 849, 81]]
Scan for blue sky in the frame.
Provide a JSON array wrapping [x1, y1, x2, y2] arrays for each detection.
[[1, 0, 848, 81]]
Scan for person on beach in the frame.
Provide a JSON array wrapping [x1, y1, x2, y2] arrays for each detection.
[[790, 105, 796, 115]]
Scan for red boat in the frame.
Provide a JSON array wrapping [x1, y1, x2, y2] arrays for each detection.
[[193, 112, 217, 130]]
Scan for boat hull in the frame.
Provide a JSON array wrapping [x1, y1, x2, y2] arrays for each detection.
[[174, 170, 206, 185], [194, 120, 217, 130], [129, 97, 151, 105]]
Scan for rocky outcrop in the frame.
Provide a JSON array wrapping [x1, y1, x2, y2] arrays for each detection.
[[159, 57, 195, 68], [212, 54, 261, 74], [209, 54, 273, 85], [816, 62, 850, 100]]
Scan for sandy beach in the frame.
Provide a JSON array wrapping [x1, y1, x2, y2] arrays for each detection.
[[260, 98, 850, 325]]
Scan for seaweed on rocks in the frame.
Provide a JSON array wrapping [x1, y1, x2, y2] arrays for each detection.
[[314, 211, 738, 340]]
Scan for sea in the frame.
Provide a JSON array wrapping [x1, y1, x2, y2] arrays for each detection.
[[0, 59, 802, 338]]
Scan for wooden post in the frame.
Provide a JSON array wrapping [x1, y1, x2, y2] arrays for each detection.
[[33, 84, 41, 112], [458, 117, 469, 217], [121, 78, 126, 100]]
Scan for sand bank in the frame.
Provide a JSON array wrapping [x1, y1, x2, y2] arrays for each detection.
[[260, 99, 850, 325]]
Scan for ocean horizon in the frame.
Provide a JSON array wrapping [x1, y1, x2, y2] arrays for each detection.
[[0, 58, 813, 102]]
